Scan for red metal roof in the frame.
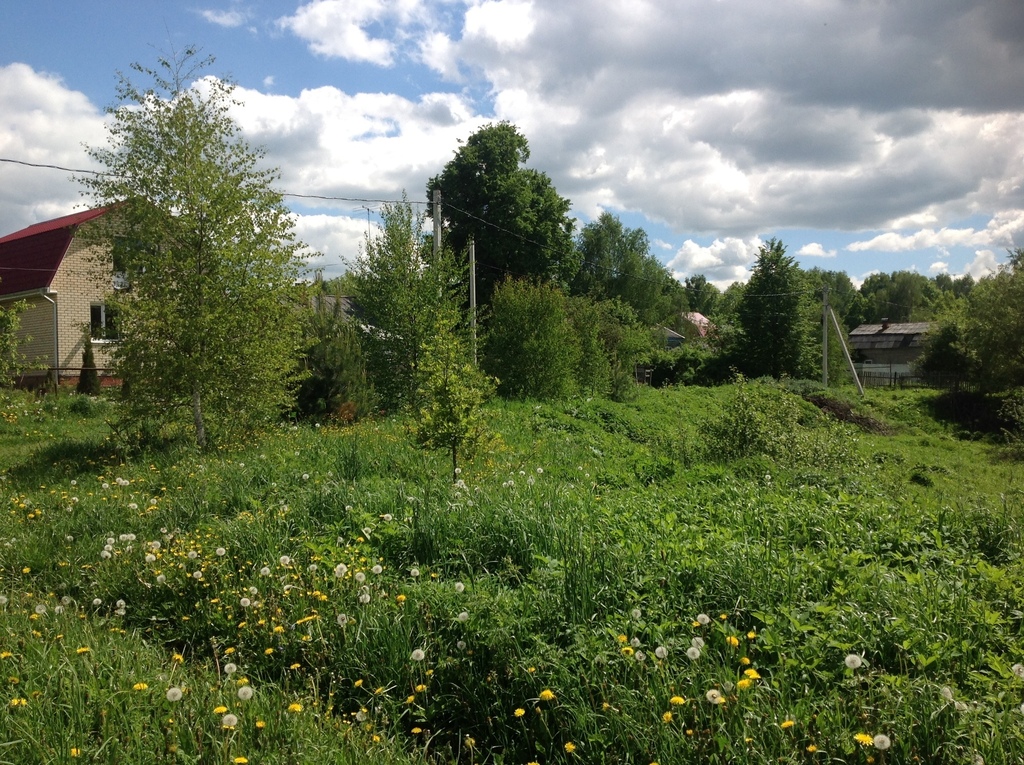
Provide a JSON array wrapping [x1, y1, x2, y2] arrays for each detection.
[[0, 208, 109, 296]]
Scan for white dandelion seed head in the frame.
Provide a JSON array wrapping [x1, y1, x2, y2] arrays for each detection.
[[302, 473, 309, 480], [116, 600, 126, 608], [107, 537, 115, 546], [382, 514, 393, 522], [696, 613, 711, 625], [149, 541, 161, 550], [334, 564, 348, 578], [188, 551, 199, 560], [371, 565, 382, 575], [145, 554, 156, 563], [0, 596, 9, 607], [237, 685, 254, 701], [166, 687, 183, 702], [457, 611, 469, 622], [221, 713, 238, 728], [156, 575, 166, 584], [100, 550, 112, 559], [192, 571, 202, 580], [410, 649, 426, 662], [941, 686, 954, 701], [354, 572, 366, 583], [691, 637, 705, 649], [873, 734, 891, 751], [635, 651, 646, 662], [337, 613, 349, 627], [92, 598, 102, 606], [686, 646, 701, 660], [307, 564, 318, 573], [973, 755, 985, 765], [240, 598, 251, 608], [361, 527, 373, 539], [536, 467, 543, 474], [630, 637, 641, 648], [224, 663, 237, 675], [456, 640, 467, 650], [355, 710, 367, 722], [279, 556, 291, 567], [358, 593, 371, 604], [216, 548, 226, 557], [34, 603, 47, 615], [655, 646, 668, 660], [956, 701, 970, 712], [706, 689, 723, 704], [260, 567, 271, 576], [249, 587, 258, 595], [70, 480, 77, 486], [410, 568, 420, 578], [1013, 663, 1024, 679], [102, 482, 110, 490], [455, 582, 465, 593], [115, 608, 126, 616], [845, 654, 863, 670], [631, 608, 642, 620]]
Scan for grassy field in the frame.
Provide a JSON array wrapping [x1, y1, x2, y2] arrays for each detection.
[[1, 382, 1022, 764]]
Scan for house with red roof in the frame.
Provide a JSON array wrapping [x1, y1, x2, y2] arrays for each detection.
[[0, 207, 119, 386]]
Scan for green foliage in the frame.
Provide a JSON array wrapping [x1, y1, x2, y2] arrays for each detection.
[[737, 239, 817, 379], [76, 338, 101, 396], [0, 292, 27, 386], [571, 212, 686, 326], [960, 251, 1024, 390], [484, 279, 580, 400], [354, 197, 462, 413], [4, 386, 1024, 764], [427, 122, 577, 305], [296, 284, 374, 421], [414, 309, 494, 479], [683, 274, 719, 316], [81, 48, 304, 448]]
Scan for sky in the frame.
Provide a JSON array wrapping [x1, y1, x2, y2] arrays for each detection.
[[1, 0, 1023, 289]]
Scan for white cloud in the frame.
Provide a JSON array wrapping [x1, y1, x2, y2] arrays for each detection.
[[263, 76, 275, 88], [463, 0, 536, 51], [278, 0, 408, 65], [199, 8, 249, 28], [798, 242, 837, 258], [0, 64, 107, 236], [666, 237, 762, 287], [965, 249, 1000, 279], [846, 210, 1024, 255], [929, 261, 949, 274], [293, 213, 371, 277]]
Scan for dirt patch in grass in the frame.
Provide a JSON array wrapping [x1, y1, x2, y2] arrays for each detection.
[[805, 395, 895, 435]]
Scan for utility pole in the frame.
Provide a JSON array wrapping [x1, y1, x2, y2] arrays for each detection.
[[829, 308, 865, 397], [822, 285, 829, 387], [469, 238, 477, 366], [432, 188, 441, 262]]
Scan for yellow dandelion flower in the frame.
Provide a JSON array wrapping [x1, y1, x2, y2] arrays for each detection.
[[662, 711, 673, 723], [669, 696, 685, 705], [411, 727, 422, 734], [747, 631, 757, 639], [514, 708, 526, 717], [0, 652, 12, 659], [743, 668, 760, 679], [780, 720, 795, 729], [264, 648, 274, 655], [288, 702, 303, 713], [806, 744, 818, 753], [255, 720, 266, 730], [621, 646, 634, 657], [617, 634, 628, 643], [214, 706, 228, 714], [172, 653, 184, 663], [564, 742, 577, 754], [70, 749, 81, 757], [76, 647, 91, 655], [739, 656, 751, 665], [854, 733, 873, 746], [224, 647, 235, 655], [273, 625, 285, 634], [736, 678, 752, 691], [539, 689, 555, 702], [415, 684, 426, 692], [406, 695, 415, 704], [233, 758, 249, 764], [290, 663, 302, 670], [396, 594, 406, 603], [726, 635, 739, 648], [133, 682, 149, 691]]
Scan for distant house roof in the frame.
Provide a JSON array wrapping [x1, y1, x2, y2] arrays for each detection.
[[0, 208, 109, 296], [848, 321, 931, 352], [682, 311, 714, 338]]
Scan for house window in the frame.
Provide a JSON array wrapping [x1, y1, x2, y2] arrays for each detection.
[[90, 303, 119, 341]]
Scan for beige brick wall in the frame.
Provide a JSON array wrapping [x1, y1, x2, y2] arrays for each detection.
[[12, 219, 119, 380]]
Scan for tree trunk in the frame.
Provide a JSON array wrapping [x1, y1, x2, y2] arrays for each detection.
[[193, 386, 206, 449]]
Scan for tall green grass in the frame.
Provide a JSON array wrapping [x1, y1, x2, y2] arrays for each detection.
[[1, 383, 1023, 763]]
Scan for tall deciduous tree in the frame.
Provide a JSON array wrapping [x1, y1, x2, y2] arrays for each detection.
[[737, 239, 816, 379], [571, 212, 686, 327], [354, 197, 462, 412], [960, 249, 1024, 390], [82, 49, 304, 448], [427, 122, 577, 306], [0, 285, 27, 387]]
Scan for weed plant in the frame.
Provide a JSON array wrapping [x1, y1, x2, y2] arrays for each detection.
[[1, 385, 1023, 763]]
